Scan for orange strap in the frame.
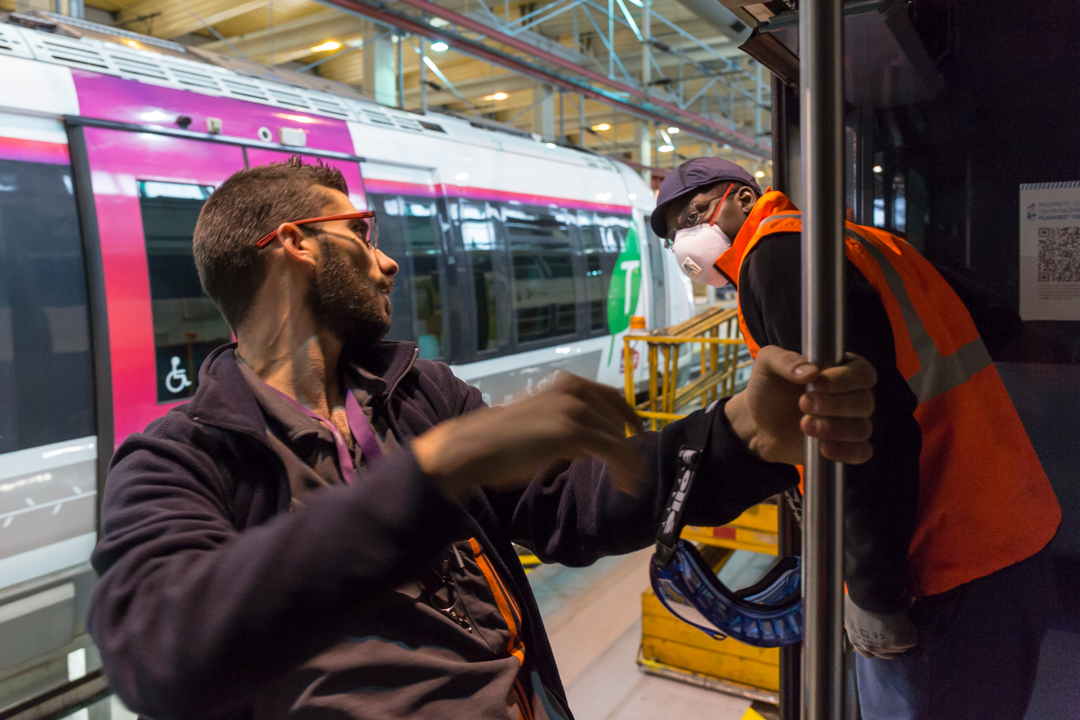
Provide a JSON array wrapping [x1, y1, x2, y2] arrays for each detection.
[[469, 538, 526, 665]]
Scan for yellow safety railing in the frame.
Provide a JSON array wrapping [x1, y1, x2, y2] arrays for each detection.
[[624, 306, 752, 430]]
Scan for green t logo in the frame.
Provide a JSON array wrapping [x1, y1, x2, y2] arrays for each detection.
[[608, 224, 643, 335]]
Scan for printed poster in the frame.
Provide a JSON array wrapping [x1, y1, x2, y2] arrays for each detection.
[[1020, 181, 1080, 320]]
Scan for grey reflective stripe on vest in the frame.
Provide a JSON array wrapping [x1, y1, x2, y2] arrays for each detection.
[[757, 212, 802, 229], [844, 226, 993, 404]]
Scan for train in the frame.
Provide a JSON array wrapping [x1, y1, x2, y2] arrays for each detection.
[[0, 10, 694, 704]]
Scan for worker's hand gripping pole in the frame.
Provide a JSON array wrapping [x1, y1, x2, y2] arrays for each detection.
[[799, 0, 847, 717]]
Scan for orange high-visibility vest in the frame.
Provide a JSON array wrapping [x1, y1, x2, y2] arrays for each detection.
[[716, 191, 1061, 597]]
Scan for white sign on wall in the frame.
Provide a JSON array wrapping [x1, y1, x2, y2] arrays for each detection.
[[1019, 181, 1080, 320]]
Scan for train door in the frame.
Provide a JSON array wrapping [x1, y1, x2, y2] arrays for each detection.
[[458, 197, 512, 364], [0, 114, 101, 708], [75, 128, 246, 445], [359, 162, 452, 361]]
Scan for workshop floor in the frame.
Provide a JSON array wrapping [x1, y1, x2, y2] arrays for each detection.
[[92, 547, 1076, 720], [528, 548, 757, 720]]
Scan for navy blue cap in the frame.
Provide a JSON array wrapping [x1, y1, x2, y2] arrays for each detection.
[[651, 158, 763, 238]]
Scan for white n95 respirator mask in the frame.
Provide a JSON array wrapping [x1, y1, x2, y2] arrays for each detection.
[[670, 222, 732, 287]]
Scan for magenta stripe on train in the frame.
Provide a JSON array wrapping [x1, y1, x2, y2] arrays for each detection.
[[363, 178, 632, 214], [0, 136, 69, 165]]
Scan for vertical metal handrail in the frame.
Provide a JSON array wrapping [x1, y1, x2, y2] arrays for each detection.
[[799, 0, 847, 717]]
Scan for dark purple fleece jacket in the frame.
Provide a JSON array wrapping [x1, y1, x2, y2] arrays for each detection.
[[88, 341, 797, 720]]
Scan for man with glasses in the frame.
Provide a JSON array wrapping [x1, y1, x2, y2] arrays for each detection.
[[89, 156, 878, 720], [654, 157, 1060, 719]]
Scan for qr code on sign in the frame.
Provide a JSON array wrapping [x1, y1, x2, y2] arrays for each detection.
[[1038, 227, 1080, 282]]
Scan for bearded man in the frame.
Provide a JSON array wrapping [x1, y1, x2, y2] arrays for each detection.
[[89, 157, 877, 720]]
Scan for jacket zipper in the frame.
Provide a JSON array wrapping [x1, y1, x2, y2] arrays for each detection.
[[383, 346, 419, 405]]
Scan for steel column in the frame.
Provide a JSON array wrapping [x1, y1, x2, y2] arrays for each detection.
[[268, 0, 274, 64], [419, 37, 428, 114], [639, 120, 651, 184], [641, 0, 650, 99], [608, 0, 615, 78], [799, 0, 846, 717], [396, 31, 405, 110], [559, 88, 565, 141], [755, 62, 763, 139], [579, 93, 587, 147]]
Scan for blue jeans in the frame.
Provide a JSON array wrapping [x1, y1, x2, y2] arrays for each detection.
[[855, 545, 1054, 720]]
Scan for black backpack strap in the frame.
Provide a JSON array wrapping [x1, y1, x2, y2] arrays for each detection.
[[654, 400, 719, 567]]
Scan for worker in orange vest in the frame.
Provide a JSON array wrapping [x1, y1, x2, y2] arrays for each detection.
[[653, 158, 1061, 719]]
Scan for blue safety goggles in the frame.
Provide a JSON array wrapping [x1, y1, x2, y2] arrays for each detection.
[[649, 419, 803, 648]]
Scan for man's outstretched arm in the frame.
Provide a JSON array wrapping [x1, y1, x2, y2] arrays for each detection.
[[418, 348, 876, 566]]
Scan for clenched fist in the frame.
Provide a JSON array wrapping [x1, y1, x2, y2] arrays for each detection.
[[725, 346, 876, 465]]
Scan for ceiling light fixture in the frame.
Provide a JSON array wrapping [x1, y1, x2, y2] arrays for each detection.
[[430, 41, 449, 52], [592, 123, 611, 131], [310, 40, 341, 52], [483, 92, 509, 101], [755, 170, 766, 178], [667, 126, 680, 134], [658, 144, 674, 152], [873, 165, 883, 173]]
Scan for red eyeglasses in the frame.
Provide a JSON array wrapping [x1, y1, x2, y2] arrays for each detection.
[[255, 211, 379, 250]]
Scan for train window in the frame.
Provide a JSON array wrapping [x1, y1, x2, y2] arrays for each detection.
[[503, 205, 572, 239], [402, 197, 444, 359], [502, 206, 578, 344], [510, 237, 577, 343], [461, 201, 507, 353], [138, 181, 232, 403], [579, 214, 630, 333], [503, 208, 575, 345], [0, 160, 95, 454]]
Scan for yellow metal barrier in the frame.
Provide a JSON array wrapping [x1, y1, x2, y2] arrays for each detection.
[[623, 306, 752, 431], [683, 503, 779, 556]]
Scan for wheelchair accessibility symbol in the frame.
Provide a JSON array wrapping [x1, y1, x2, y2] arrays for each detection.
[[165, 356, 193, 394]]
